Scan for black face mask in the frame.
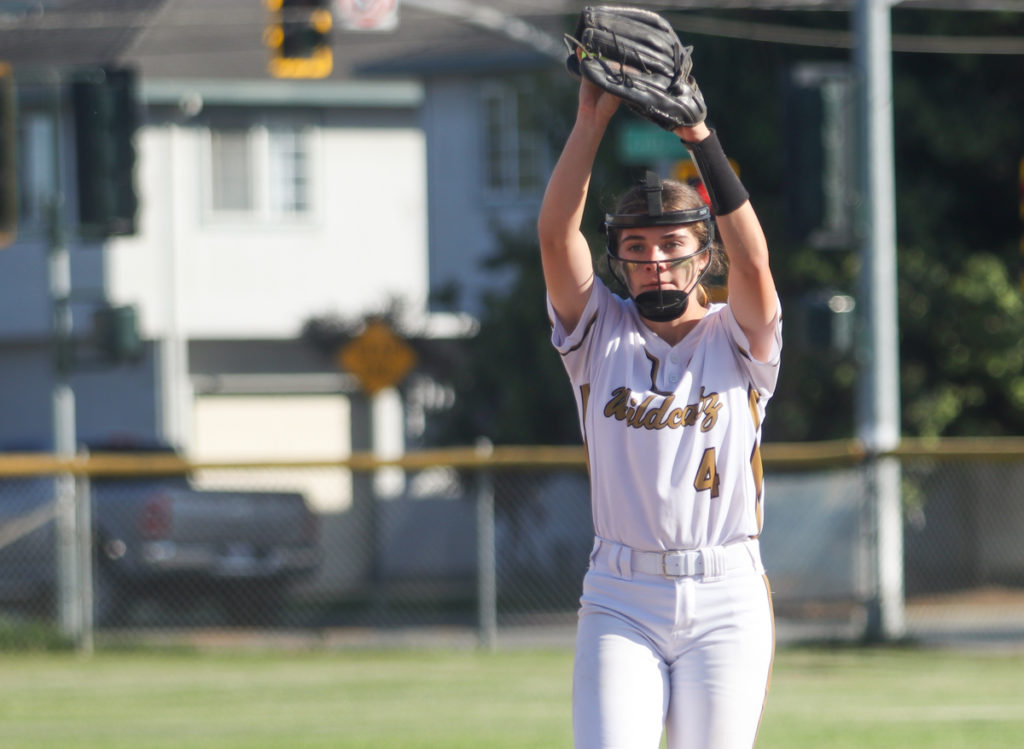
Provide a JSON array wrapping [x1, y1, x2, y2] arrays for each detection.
[[634, 289, 691, 322]]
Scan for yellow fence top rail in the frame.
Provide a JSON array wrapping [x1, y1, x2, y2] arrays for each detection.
[[0, 437, 1022, 477]]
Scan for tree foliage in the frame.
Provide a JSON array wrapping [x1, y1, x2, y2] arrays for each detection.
[[429, 227, 583, 445]]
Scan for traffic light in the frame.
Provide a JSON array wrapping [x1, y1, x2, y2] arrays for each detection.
[[785, 63, 857, 250], [71, 67, 139, 237], [266, 0, 333, 79], [93, 304, 142, 363], [0, 61, 16, 249]]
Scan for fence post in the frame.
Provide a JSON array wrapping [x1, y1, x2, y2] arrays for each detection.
[[864, 456, 905, 640], [54, 467, 80, 641], [350, 393, 377, 585], [475, 439, 497, 650], [76, 469, 94, 653], [52, 384, 82, 645]]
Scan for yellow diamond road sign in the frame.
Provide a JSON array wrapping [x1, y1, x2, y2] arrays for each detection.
[[338, 320, 417, 395]]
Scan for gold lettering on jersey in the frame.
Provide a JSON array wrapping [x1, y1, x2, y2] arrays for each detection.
[[603, 386, 721, 432]]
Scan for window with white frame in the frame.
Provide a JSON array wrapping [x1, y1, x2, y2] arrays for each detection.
[[267, 127, 310, 214], [210, 127, 252, 212], [480, 81, 546, 199], [206, 115, 314, 220]]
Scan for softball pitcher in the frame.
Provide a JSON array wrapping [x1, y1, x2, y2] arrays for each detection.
[[537, 8, 781, 748]]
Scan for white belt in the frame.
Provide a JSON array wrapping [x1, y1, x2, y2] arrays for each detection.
[[592, 537, 762, 580]]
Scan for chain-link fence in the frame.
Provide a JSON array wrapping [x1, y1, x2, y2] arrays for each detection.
[[1, 441, 1022, 648]]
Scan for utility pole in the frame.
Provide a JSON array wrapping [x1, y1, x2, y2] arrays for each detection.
[[49, 196, 85, 645], [853, 0, 905, 641], [46, 75, 92, 652]]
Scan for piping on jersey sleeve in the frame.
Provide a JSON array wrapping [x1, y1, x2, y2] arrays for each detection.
[[747, 384, 763, 431], [579, 383, 592, 475], [748, 384, 766, 536], [723, 299, 783, 368], [560, 311, 599, 356]]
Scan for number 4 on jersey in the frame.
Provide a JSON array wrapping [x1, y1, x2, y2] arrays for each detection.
[[694, 447, 721, 498]]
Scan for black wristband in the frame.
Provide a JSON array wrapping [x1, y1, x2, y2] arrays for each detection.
[[681, 130, 749, 216]]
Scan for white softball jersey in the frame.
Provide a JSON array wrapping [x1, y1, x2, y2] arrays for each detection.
[[549, 277, 782, 552]]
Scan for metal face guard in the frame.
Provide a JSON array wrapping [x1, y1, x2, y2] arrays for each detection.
[[607, 247, 711, 322]]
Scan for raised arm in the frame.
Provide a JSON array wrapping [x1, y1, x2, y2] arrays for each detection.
[[537, 79, 620, 334], [675, 122, 779, 362]]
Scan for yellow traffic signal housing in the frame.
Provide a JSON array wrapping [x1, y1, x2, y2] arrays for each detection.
[[266, 0, 333, 79]]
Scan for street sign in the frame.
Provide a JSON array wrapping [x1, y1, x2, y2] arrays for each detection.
[[337, 320, 417, 395], [617, 121, 688, 165], [336, 0, 399, 31]]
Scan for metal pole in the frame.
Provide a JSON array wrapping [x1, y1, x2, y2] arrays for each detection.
[[475, 438, 497, 651], [46, 71, 80, 643], [853, 0, 905, 641], [49, 193, 83, 645], [76, 470, 94, 654], [45, 73, 92, 651], [350, 392, 376, 584]]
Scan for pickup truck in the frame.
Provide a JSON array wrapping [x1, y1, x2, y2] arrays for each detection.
[[0, 445, 320, 627]]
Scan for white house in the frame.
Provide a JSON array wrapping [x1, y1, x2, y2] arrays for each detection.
[[116, 78, 431, 474], [2, 73, 430, 474]]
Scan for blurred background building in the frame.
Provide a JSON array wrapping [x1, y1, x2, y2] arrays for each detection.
[[0, 0, 571, 460]]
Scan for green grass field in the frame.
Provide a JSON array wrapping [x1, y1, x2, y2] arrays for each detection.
[[0, 645, 1022, 748]]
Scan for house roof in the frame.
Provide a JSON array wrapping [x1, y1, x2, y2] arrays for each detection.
[[0, 0, 168, 69]]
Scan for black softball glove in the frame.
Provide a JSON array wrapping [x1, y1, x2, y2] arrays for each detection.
[[564, 5, 707, 130]]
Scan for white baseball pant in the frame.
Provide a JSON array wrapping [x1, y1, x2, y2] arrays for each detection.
[[573, 538, 774, 749]]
